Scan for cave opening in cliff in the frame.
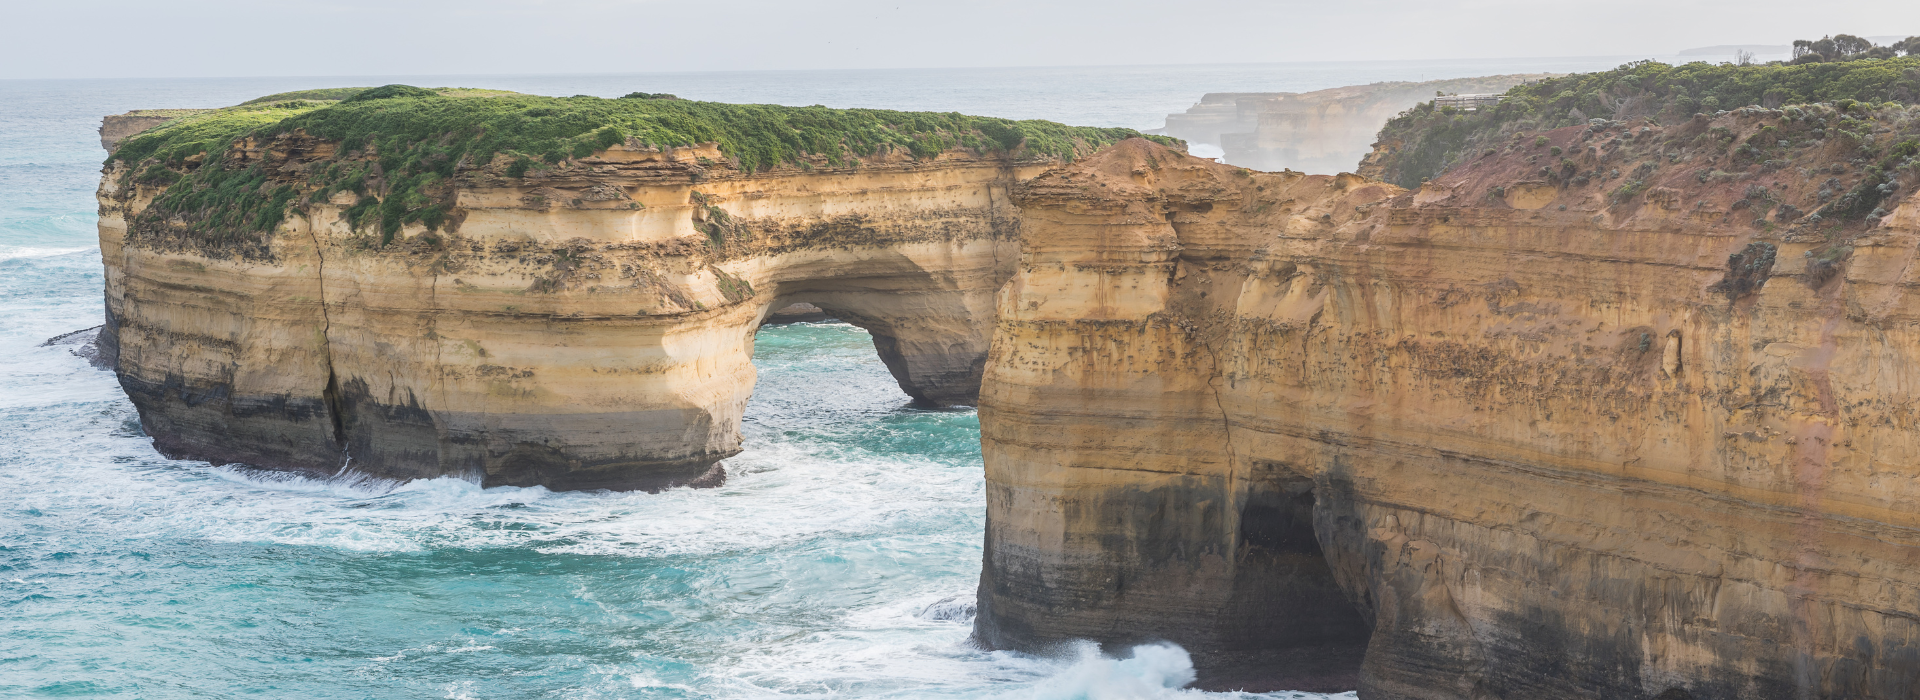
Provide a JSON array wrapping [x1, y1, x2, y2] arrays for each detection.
[[1218, 462, 1373, 691]]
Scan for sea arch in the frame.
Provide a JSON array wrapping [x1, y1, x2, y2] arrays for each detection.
[[101, 141, 1041, 491]]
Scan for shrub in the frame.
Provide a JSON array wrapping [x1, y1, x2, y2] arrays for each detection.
[[341, 84, 441, 103], [1610, 179, 1647, 203], [1709, 241, 1778, 299], [1367, 56, 1920, 186], [1804, 245, 1852, 287]]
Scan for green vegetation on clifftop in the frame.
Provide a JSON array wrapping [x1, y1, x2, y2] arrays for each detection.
[[113, 85, 1176, 257], [1367, 57, 1920, 187], [237, 88, 371, 105]]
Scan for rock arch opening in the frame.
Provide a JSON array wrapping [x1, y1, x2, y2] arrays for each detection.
[[1214, 462, 1372, 692]]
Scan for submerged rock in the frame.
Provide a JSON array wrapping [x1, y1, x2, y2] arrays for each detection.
[[41, 325, 112, 370], [917, 595, 976, 622]]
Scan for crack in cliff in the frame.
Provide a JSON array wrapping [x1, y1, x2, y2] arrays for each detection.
[[1198, 336, 1245, 574], [1177, 261, 1244, 581], [305, 224, 350, 469]]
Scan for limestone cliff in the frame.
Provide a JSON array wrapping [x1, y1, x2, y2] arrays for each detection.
[[977, 103, 1920, 698], [99, 89, 1162, 490], [1154, 76, 1547, 173]]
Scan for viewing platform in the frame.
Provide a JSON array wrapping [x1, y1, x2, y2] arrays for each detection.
[[1434, 93, 1504, 110]]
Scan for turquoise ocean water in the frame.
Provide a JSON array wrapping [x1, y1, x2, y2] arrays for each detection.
[[3, 58, 1663, 699]]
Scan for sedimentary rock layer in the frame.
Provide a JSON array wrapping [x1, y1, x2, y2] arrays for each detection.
[[101, 135, 1047, 490], [976, 127, 1920, 698]]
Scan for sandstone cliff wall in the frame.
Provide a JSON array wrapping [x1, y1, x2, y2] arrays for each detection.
[[977, 131, 1920, 698], [101, 136, 1046, 490]]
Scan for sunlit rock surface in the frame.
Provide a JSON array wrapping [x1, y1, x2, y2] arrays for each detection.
[[975, 133, 1920, 698]]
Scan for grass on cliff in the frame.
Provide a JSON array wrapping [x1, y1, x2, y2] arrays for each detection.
[[235, 87, 522, 105], [1368, 57, 1920, 187], [261, 90, 1164, 173], [237, 88, 372, 105], [114, 85, 1176, 256]]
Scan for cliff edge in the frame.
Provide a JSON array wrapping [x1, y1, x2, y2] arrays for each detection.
[[978, 98, 1920, 697]]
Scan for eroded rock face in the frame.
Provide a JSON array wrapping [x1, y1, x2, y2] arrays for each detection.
[[100, 139, 1045, 490], [976, 136, 1920, 698]]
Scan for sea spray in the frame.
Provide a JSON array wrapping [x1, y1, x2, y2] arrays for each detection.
[[1001, 642, 1356, 700], [1015, 642, 1197, 699]]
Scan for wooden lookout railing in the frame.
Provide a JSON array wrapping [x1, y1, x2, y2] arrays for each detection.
[[1434, 93, 1504, 110]]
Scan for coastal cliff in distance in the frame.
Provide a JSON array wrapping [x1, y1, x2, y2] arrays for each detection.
[[977, 96, 1920, 696], [97, 86, 1165, 490], [1154, 75, 1547, 173], [100, 110, 210, 151]]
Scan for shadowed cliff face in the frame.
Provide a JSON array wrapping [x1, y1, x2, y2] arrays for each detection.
[[100, 136, 1047, 490], [976, 131, 1920, 697]]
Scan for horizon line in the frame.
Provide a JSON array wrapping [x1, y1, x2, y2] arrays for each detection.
[[0, 52, 1798, 83]]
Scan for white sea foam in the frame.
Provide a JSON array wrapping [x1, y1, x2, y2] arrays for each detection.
[[1010, 642, 1198, 699], [532, 437, 979, 560], [0, 244, 93, 261], [624, 668, 699, 692]]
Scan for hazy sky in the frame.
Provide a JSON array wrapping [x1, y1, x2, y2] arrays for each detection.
[[6, 0, 1915, 79]]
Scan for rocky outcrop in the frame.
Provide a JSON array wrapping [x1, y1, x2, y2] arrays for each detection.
[[976, 122, 1920, 698], [100, 110, 208, 151], [101, 133, 1057, 490], [974, 141, 1398, 692], [1154, 76, 1547, 173]]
